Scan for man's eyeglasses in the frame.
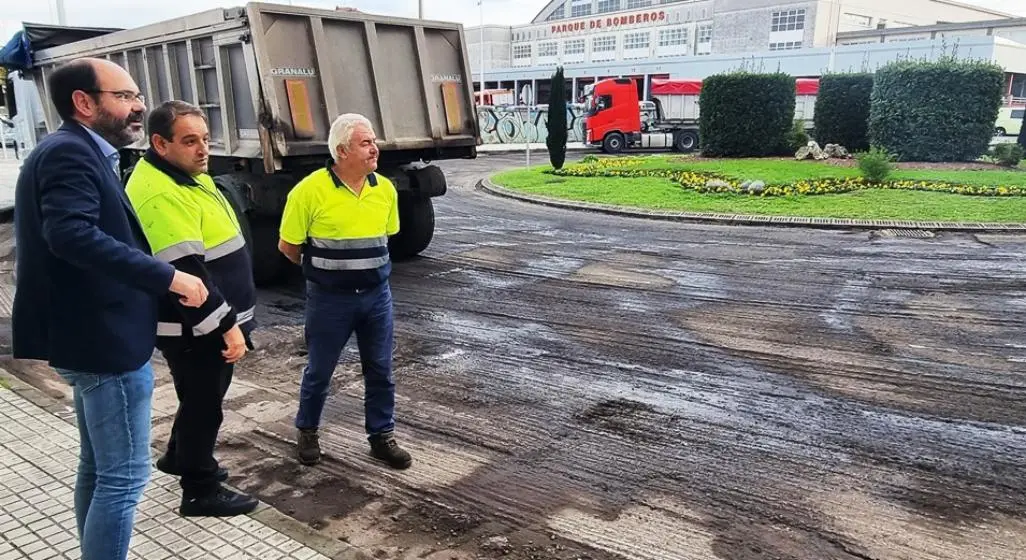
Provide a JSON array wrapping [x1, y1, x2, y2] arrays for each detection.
[[84, 90, 146, 104]]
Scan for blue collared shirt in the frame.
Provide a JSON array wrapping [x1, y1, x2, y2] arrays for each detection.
[[81, 124, 121, 178]]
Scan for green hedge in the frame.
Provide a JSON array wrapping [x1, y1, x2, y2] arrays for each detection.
[[868, 58, 1005, 162], [699, 72, 795, 157], [813, 74, 874, 151]]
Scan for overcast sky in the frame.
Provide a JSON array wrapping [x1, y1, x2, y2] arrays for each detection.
[[3, 0, 1025, 46]]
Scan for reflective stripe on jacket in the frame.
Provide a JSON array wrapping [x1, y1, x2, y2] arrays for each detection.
[[126, 151, 256, 340]]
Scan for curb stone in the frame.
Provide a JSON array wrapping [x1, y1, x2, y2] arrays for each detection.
[[477, 177, 1026, 233], [0, 367, 374, 560]]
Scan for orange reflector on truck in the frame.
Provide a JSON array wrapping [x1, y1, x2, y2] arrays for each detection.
[[285, 79, 316, 140], [441, 80, 463, 135]]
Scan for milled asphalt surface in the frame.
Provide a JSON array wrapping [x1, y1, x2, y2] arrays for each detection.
[[2, 152, 1026, 559]]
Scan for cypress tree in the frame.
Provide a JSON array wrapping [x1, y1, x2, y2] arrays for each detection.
[[1018, 107, 1026, 151], [546, 66, 568, 170]]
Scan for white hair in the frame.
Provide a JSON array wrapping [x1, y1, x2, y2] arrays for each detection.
[[328, 113, 374, 162]]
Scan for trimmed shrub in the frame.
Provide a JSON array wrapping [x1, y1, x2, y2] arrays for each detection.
[[868, 58, 1005, 162], [856, 146, 896, 183], [699, 72, 796, 157], [991, 143, 1024, 167], [787, 120, 810, 152], [813, 73, 874, 151]]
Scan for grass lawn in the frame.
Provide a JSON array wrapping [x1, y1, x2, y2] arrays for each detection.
[[490, 156, 1026, 223]]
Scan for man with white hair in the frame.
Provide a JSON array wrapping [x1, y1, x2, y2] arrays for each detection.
[[278, 113, 411, 469]]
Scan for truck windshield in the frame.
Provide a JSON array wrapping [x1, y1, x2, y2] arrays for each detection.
[[587, 95, 611, 116]]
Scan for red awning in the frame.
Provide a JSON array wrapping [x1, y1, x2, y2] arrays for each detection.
[[651, 79, 703, 95], [796, 78, 820, 96], [650, 78, 819, 96]]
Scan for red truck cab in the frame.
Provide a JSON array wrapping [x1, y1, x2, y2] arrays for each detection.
[[585, 78, 641, 153]]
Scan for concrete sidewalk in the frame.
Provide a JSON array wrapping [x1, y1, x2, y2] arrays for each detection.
[[0, 374, 350, 560], [0, 157, 21, 209], [476, 142, 589, 152]]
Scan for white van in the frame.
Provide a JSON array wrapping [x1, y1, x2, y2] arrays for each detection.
[[995, 107, 1024, 136]]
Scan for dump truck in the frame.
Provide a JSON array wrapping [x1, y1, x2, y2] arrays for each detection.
[[18, 2, 480, 285]]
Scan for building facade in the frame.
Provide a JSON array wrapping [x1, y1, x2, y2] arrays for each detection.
[[467, 0, 1022, 105]]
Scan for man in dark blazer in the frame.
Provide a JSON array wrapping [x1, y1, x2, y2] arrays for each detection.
[[13, 57, 209, 560]]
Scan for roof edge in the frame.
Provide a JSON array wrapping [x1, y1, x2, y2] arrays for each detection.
[[838, 16, 1026, 38]]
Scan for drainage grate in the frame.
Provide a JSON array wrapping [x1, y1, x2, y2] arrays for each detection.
[[876, 229, 935, 239]]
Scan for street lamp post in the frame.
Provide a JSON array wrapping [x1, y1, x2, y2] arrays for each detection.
[[479, 0, 485, 101], [56, 0, 67, 25], [419, 0, 424, 18]]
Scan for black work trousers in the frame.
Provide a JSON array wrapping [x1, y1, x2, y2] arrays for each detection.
[[161, 337, 233, 497]]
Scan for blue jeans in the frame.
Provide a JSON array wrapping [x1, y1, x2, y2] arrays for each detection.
[[295, 280, 395, 436], [55, 363, 153, 560]]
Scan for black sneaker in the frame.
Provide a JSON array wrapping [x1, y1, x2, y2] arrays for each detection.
[[369, 431, 412, 470], [155, 454, 228, 482], [179, 486, 258, 517], [297, 428, 321, 466]]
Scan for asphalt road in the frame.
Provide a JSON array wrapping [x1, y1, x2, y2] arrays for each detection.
[[3, 152, 1026, 560]]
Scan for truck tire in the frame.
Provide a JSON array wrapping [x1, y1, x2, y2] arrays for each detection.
[[214, 174, 291, 287], [388, 195, 434, 261], [674, 130, 699, 152], [602, 132, 625, 154]]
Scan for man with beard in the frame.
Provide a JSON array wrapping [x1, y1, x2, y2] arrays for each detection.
[[126, 100, 258, 517], [13, 58, 209, 560], [278, 113, 412, 470]]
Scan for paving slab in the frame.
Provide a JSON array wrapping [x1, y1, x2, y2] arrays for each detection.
[[0, 373, 367, 560]]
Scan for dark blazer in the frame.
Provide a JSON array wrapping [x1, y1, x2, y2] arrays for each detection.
[[13, 121, 175, 374]]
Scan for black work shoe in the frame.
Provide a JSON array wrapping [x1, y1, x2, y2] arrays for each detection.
[[179, 486, 258, 517], [369, 431, 412, 470], [156, 454, 228, 482], [297, 428, 321, 466]]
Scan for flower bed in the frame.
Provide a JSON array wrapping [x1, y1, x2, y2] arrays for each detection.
[[550, 156, 1026, 198]]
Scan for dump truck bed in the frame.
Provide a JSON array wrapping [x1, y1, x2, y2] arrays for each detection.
[[28, 2, 480, 168]]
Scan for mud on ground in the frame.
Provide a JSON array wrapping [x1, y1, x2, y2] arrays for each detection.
[[2, 153, 1026, 560]]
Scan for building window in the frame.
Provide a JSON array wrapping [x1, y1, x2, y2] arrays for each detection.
[[771, 9, 805, 33], [597, 0, 620, 13], [564, 39, 586, 55], [571, 0, 592, 18], [624, 31, 650, 58], [657, 26, 687, 57], [769, 41, 802, 51], [591, 35, 616, 61], [593, 35, 617, 51], [697, 24, 712, 43], [627, 0, 652, 8], [658, 27, 687, 47], [546, 3, 566, 20], [696, 24, 712, 55], [538, 42, 558, 57], [513, 44, 531, 59], [625, 32, 649, 49]]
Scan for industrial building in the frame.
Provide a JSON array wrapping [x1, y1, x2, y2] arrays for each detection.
[[467, 0, 1026, 104]]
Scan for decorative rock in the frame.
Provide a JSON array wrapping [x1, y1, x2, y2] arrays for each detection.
[[810, 141, 828, 160], [824, 143, 851, 159], [746, 180, 766, 194], [706, 179, 730, 189], [795, 146, 812, 160]]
